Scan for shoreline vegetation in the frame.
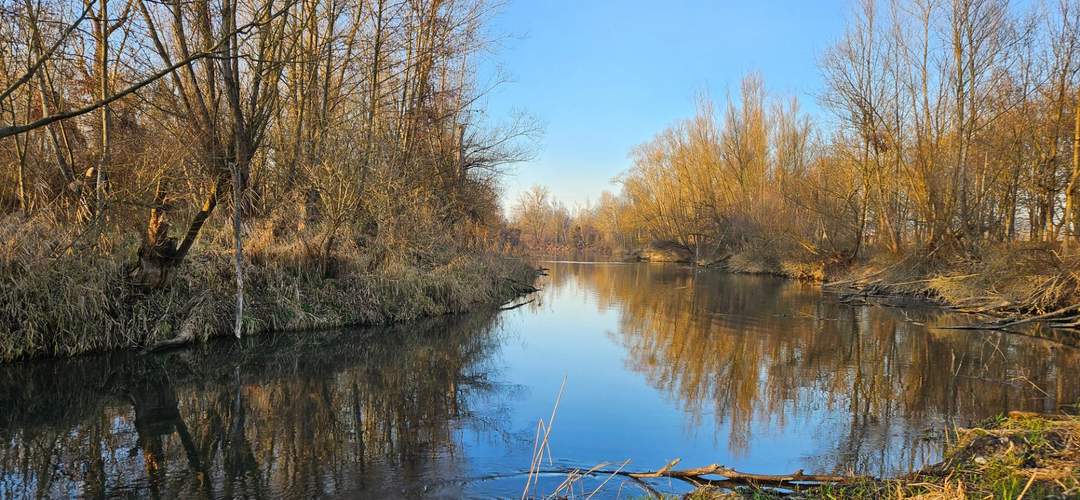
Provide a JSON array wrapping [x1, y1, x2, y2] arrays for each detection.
[[619, 241, 1080, 345], [0, 216, 538, 361], [675, 412, 1080, 499], [521, 241, 1080, 344]]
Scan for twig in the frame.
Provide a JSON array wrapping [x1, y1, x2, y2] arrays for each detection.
[[1017, 472, 1037, 500], [823, 258, 908, 288], [502, 276, 540, 294], [585, 460, 630, 499]]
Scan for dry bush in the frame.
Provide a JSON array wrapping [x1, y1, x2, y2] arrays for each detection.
[[921, 243, 1080, 313]]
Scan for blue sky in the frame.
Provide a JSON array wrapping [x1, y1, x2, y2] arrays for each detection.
[[476, 0, 849, 211]]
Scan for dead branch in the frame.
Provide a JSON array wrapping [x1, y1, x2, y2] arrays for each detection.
[[621, 458, 858, 485], [996, 304, 1080, 329], [502, 276, 539, 294], [503, 460, 859, 497], [943, 304, 1080, 331], [499, 298, 534, 311], [0, 3, 292, 139]]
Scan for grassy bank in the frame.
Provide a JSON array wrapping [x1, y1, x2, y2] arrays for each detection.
[[685, 413, 1080, 499], [715, 241, 1080, 326], [0, 215, 536, 362]]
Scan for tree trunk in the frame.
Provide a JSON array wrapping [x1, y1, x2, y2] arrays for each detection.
[[95, 0, 111, 218], [23, 0, 77, 185], [232, 165, 244, 339], [15, 145, 29, 213], [131, 177, 223, 290], [1065, 87, 1080, 250]]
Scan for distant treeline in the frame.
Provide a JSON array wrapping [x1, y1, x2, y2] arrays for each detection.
[[511, 0, 1080, 266]]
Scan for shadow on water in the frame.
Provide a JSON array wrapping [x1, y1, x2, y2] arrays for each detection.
[[0, 312, 514, 498], [1, 263, 1078, 498]]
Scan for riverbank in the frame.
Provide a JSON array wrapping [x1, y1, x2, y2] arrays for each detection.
[[684, 412, 1080, 499], [709, 242, 1080, 332], [611, 238, 1080, 341], [0, 217, 537, 362]]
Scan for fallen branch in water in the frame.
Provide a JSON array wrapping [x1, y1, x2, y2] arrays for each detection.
[[499, 298, 535, 311], [996, 304, 1080, 328], [499, 460, 861, 499], [529, 458, 862, 493], [621, 458, 860, 485], [1050, 317, 1080, 329], [940, 303, 1080, 331]]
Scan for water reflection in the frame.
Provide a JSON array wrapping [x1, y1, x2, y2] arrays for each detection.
[[1, 263, 1078, 498], [544, 263, 1080, 476], [0, 313, 510, 498]]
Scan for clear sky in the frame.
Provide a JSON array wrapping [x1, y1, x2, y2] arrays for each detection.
[[477, 0, 850, 212]]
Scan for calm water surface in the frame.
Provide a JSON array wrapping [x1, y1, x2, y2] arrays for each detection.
[[2, 262, 1078, 498]]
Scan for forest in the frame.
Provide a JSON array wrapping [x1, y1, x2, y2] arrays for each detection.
[[510, 0, 1080, 320], [0, 0, 537, 360]]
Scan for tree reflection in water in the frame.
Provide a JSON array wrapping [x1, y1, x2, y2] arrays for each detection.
[[543, 262, 1080, 477], [0, 312, 511, 498], [2, 263, 1078, 498]]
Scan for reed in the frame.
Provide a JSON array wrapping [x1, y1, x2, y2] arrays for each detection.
[[0, 215, 536, 362]]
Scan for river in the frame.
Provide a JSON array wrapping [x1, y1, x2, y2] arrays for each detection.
[[1, 262, 1077, 498]]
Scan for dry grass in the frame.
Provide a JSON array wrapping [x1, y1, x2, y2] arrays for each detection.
[[722, 250, 827, 282], [813, 413, 1080, 500], [718, 236, 1080, 316], [805, 242, 1080, 324], [0, 213, 536, 362]]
